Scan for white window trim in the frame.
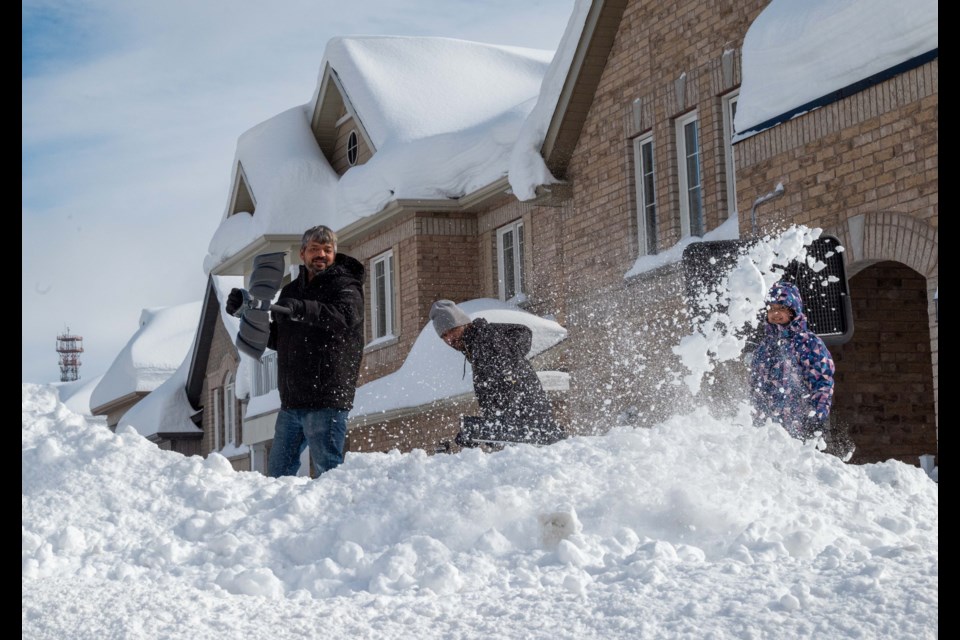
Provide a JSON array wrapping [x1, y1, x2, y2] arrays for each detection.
[[676, 110, 703, 238], [212, 387, 222, 451], [633, 134, 657, 257], [224, 374, 238, 447], [722, 92, 739, 220], [496, 220, 525, 302], [370, 249, 396, 340]]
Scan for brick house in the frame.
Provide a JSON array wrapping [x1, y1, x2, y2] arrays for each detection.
[[503, 0, 937, 464], [195, 37, 567, 473], [190, 1, 937, 471]]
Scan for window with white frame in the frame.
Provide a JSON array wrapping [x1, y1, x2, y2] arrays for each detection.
[[722, 92, 739, 220], [224, 373, 238, 446], [633, 134, 657, 256], [676, 111, 704, 238], [370, 250, 396, 340], [253, 351, 278, 396], [497, 220, 525, 301], [212, 387, 222, 450]]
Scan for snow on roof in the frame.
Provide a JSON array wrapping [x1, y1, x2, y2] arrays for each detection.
[[203, 106, 339, 273], [320, 36, 553, 148], [624, 214, 741, 279], [90, 301, 203, 410], [204, 37, 553, 273], [509, 0, 592, 200], [736, 0, 938, 135], [118, 275, 248, 437], [117, 356, 199, 437], [353, 298, 567, 417], [243, 298, 567, 420]]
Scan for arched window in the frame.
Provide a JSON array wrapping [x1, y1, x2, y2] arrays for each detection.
[[347, 130, 359, 166]]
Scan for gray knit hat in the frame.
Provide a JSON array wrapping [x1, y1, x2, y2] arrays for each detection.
[[430, 299, 471, 337]]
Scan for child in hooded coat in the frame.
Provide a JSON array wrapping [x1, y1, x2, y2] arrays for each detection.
[[750, 281, 836, 441]]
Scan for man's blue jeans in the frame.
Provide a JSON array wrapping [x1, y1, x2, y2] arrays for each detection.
[[268, 408, 349, 478]]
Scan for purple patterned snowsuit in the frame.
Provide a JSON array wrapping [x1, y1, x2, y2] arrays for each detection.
[[750, 282, 835, 440]]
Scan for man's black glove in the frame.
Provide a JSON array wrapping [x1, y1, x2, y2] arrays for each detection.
[[276, 297, 306, 321], [225, 288, 245, 317]]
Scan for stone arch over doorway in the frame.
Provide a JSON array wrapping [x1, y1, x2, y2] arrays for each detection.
[[826, 212, 938, 466]]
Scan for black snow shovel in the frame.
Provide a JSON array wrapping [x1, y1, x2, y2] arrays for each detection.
[[231, 252, 292, 360]]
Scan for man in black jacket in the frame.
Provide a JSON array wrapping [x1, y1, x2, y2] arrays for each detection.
[[429, 299, 565, 446], [226, 225, 364, 477]]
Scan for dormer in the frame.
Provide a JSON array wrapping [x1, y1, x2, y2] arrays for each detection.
[[310, 63, 375, 176], [228, 162, 256, 216]]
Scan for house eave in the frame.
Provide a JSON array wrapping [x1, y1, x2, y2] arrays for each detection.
[[90, 390, 147, 417], [210, 234, 303, 276], [338, 176, 512, 244]]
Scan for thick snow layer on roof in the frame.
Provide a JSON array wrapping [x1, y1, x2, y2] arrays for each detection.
[[352, 298, 567, 418], [736, 0, 938, 135], [117, 275, 250, 437], [509, 0, 592, 200], [321, 36, 553, 148], [204, 37, 552, 272], [90, 301, 202, 411], [117, 356, 199, 437], [203, 107, 339, 273]]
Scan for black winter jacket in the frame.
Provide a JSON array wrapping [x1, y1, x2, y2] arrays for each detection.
[[461, 318, 561, 441], [267, 254, 365, 410]]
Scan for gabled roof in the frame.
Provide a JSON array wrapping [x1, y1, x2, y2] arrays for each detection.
[[508, 0, 628, 200], [91, 301, 203, 414], [185, 275, 243, 409], [205, 36, 554, 274], [204, 106, 339, 275]]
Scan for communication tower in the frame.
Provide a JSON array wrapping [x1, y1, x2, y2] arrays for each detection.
[[56, 328, 84, 382]]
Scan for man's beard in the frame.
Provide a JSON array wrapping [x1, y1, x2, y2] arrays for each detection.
[[307, 261, 330, 276]]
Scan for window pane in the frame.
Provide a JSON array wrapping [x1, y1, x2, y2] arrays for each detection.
[[641, 141, 657, 254], [517, 225, 525, 295], [375, 260, 387, 338], [683, 120, 703, 237], [387, 255, 395, 335], [502, 230, 516, 300]]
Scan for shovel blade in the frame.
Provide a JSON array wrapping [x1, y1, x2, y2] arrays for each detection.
[[248, 252, 286, 301]]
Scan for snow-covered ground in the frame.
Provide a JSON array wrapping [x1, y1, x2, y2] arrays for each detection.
[[22, 381, 937, 640]]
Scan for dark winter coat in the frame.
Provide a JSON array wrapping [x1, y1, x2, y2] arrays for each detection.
[[461, 318, 561, 442], [750, 281, 835, 439], [267, 254, 365, 410]]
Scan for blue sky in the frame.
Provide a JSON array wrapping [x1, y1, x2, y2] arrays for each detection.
[[22, 0, 575, 384]]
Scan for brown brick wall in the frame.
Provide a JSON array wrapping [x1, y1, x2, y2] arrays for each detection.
[[346, 211, 483, 385], [735, 61, 938, 235], [201, 319, 240, 457], [538, 0, 766, 426], [561, 0, 767, 300], [737, 60, 939, 462], [831, 262, 937, 465], [347, 388, 569, 454]]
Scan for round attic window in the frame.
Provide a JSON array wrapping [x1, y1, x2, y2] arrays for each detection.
[[347, 130, 359, 166]]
